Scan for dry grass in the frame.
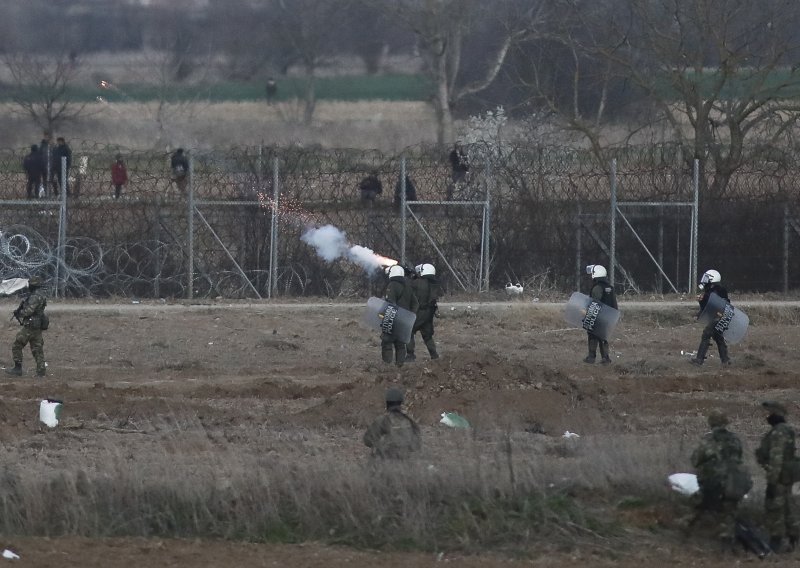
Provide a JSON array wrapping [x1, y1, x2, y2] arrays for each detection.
[[0, 413, 690, 552]]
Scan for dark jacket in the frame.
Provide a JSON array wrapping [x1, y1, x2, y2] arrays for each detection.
[[411, 275, 440, 318], [590, 278, 617, 309], [23, 150, 43, 177], [698, 284, 729, 312], [393, 175, 417, 205], [385, 277, 419, 313], [171, 152, 189, 178], [53, 143, 72, 172]]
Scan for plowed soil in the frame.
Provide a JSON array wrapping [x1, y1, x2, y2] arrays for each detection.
[[1, 298, 797, 566]]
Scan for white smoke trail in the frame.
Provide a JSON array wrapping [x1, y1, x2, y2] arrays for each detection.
[[301, 224, 396, 272]]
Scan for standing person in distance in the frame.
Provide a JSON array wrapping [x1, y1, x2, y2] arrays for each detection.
[[6, 277, 49, 378], [584, 264, 616, 364], [52, 137, 72, 196], [22, 144, 43, 199], [406, 263, 440, 361], [382, 265, 418, 367], [170, 148, 189, 192], [756, 401, 800, 554], [691, 269, 731, 366], [111, 154, 129, 199]]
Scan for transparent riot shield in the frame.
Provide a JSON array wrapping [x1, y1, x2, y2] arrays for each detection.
[[361, 297, 417, 344], [698, 292, 749, 344], [563, 291, 621, 341]]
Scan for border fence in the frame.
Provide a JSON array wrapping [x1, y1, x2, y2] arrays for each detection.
[[1, 141, 798, 299]]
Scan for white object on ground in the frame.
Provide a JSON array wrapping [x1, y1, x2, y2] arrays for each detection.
[[0, 279, 29, 296], [668, 473, 699, 496], [2, 549, 19, 560], [39, 399, 62, 428], [505, 283, 524, 295], [562, 431, 580, 439], [440, 412, 470, 428]]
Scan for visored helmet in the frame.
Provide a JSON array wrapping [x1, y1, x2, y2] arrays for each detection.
[[420, 263, 435, 277], [699, 269, 721, 289], [414, 264, 424, 276], [586, 264, 607, 279], [387, 265, 405, 279]]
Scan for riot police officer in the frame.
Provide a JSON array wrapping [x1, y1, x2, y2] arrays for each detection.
[[691, 269, 731, 366], [406, 263, 440, 361], [584, 264, 616, 364]]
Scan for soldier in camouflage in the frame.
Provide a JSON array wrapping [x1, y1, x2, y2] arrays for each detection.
[[406, 263, 440, 362], [756, 401, 799, 553], [363, 387, 421, 460], [690, 410, 748, 548], [381, 265, 419, 367], [6, 277, 48, 377]]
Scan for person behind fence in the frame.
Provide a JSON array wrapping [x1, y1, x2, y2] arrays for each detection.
[[363, 387, 421, 460], [265, 76, 277, 105], [111, 154, 129, 199], [52, 136, 72, 196], [690, 269, 731, 366], [382, 264, 419, 367], [393, 174, 417, 209], [447, 142, 470, 200], [406, 263, 440, 362], [6, 277, 48, 378], [689, 410, 751, 552], [170, 148, 189, 192], [22, 144, 43, 199], [756, 401, 800, 554], [584, 264, 616, 364], [359, 170, 382, 203]]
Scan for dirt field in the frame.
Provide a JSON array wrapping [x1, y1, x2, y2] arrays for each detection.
[[0, 297, 798, 566]]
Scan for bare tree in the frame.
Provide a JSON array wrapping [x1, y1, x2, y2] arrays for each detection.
[[371, 0, 542, 144], [520, 0, 800, 196], [4, 54, 87, 133]]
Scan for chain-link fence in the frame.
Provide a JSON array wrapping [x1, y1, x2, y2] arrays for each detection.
[[0, 141, 798, 298]]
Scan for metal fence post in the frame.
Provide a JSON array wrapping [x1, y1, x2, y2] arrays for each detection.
[[610, 159, 617, 287], [187, 154, 194, 300], [784, 203, 790, 294], [483, 159, 492, 292], [690, 158, 699, 292], [400, 156, 407, 266], [57, 156, 68, 298], [268, 156, 280, 298], [575, 202, 582, 291]]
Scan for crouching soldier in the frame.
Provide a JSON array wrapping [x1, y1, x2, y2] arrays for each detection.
[[6, 277, 48, 377], [364, 387, 421, 460]]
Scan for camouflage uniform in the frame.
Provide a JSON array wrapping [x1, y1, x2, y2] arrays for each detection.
[[690, 412, 746, 543], [756, 401, 799, 552], [8, 281, 47, 376], [407, 275, 440, 361], [586, 277, 616, 364], [381, 275, 418, 367], [364, 389, 421, 460]]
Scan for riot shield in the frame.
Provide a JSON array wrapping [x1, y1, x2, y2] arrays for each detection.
[[698, 292, 749, 344], [564, 292, 621, 341], [361, 297, 417, 343]]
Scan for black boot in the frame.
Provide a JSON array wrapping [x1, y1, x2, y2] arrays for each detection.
[[405, 352, 417, 362], [599, 341, 612, 364], [425, 338, 438, 360], [691, 340, 710, 366], [718, 339, 731, 365], [5, 362, 21, 376], [585, 335, 598, 363]]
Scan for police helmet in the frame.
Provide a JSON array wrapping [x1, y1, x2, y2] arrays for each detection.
[[420, 263, 435, 277], [586, 264, 607, 279], [386, 387, 404, 404], [699, 269, 721, 289], [387, 265, 405, 279]]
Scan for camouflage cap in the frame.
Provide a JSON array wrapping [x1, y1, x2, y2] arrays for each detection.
[[385, 387, 404, 404], [707, 410, 729, 428], [762, 401, 788, 416]]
